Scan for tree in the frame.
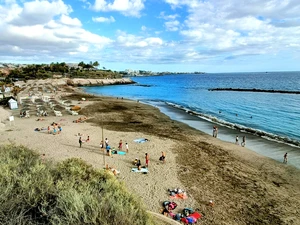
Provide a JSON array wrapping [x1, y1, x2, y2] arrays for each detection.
[[78, 61, 85, 67], [93, 61, 100, 67]]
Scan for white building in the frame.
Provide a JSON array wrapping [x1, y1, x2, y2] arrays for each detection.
[[8, 98, 18, 109]]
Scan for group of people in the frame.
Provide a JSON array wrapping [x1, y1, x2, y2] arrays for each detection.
[[235, 135, 246, 147], [48, 122, 62, 135], [78, 136, 90, 148], [20, 110, 30, 118]]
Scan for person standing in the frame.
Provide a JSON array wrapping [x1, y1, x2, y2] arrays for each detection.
[[283, 153, 288, 164], [105, 138, 109, 148], [235, 135, 239, 145], [241, 136, 246, 147], [212, 126, 216, 137], [145, 153, 149, 167], [125, 142, 129, 153], [118, 139, 123, 150], [79, 137, 82, 148], [215, 127, 218, 138]]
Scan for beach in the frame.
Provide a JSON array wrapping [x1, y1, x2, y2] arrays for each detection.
[[1, 79, 300, 225]]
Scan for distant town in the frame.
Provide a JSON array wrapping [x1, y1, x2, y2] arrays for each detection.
[[0, 62, 205, 77]]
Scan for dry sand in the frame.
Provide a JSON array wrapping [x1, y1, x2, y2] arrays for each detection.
[[1, 80, 300, 225]]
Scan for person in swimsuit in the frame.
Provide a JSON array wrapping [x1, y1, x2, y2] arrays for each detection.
[[145, 153, 149, 167]]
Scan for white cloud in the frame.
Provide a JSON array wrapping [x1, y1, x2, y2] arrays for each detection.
[[165, 20, 180, 31], [60, 15, 82, 27], [92, 0, 145, 17], [0, 0, 112, 62], [116, 32, 163, 48], [8, 0, 72, 26], [92, 16, 115, 23], [159, 12, 181, 32], [161, 0, 300, 61]]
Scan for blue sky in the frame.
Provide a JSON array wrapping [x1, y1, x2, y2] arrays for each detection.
[[1, 0, 300, 72]]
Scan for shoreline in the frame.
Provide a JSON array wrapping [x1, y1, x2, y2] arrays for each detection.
[[2, 80, 300, 224], [149, 101, 300, 169]]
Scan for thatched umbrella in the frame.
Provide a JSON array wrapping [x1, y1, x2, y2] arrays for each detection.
[[53, 105, 65, 111], [22, 107, 31, 111]]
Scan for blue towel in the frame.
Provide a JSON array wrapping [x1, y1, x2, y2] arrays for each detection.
[[131, 168, 148, 173], [117, 151, 126, 155], [133, 138, 148, 143]]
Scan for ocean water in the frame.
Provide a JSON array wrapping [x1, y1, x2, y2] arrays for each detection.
[[83, 72, 300, 168]]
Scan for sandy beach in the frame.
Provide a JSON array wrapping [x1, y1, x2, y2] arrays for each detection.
[[1, 79, 300, 225]]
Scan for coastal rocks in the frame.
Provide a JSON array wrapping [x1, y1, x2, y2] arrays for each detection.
[[66, 78, 135, 87]]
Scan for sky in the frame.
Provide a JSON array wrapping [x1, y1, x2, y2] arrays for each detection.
[[1, 0, 300, 73]]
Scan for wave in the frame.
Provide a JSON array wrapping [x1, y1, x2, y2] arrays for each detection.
[[165, 102, 300, 148]]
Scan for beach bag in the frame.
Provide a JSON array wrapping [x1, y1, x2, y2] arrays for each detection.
[[187, 217, 196, 224], [168, 202, 177, 210], [174, 213, 182, 221]]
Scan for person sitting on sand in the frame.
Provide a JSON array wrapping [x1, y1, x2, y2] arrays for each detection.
[[136, 159, 142, 170], [86, 136, 90, 142], [105, 164, 119, 176], [133, 158, 139, 166], [159, 152, 166, 163]]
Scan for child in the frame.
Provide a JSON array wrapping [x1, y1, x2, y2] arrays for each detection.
[[118, 139, 122, 150]]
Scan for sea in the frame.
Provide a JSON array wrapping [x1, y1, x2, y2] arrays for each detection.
[[82, 72, 300, 169]]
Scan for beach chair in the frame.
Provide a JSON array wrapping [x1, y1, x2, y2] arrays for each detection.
[[54, 110, 62, 117]]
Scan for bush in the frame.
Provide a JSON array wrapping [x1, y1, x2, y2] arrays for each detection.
[[0, 145, 155, 225]]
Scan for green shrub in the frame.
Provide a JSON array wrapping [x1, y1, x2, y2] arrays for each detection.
[[0, 145, 155, 225]]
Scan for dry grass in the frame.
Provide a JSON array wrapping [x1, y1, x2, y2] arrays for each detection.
[[0, 144, 155, 225]]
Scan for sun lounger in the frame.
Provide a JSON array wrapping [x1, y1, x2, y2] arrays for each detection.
[[54, 110, 62, 117]]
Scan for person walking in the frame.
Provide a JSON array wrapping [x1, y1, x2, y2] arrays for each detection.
[[212, 126, 216, 137], [241, 136, 246, 147], [235, 135, 239, 145], [145, 153, 149, 167], [283, 153, 288, 164], [79, 137, 82, 148]]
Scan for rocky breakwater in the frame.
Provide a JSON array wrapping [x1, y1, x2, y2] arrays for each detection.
[[66, 78, 135, 87]]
